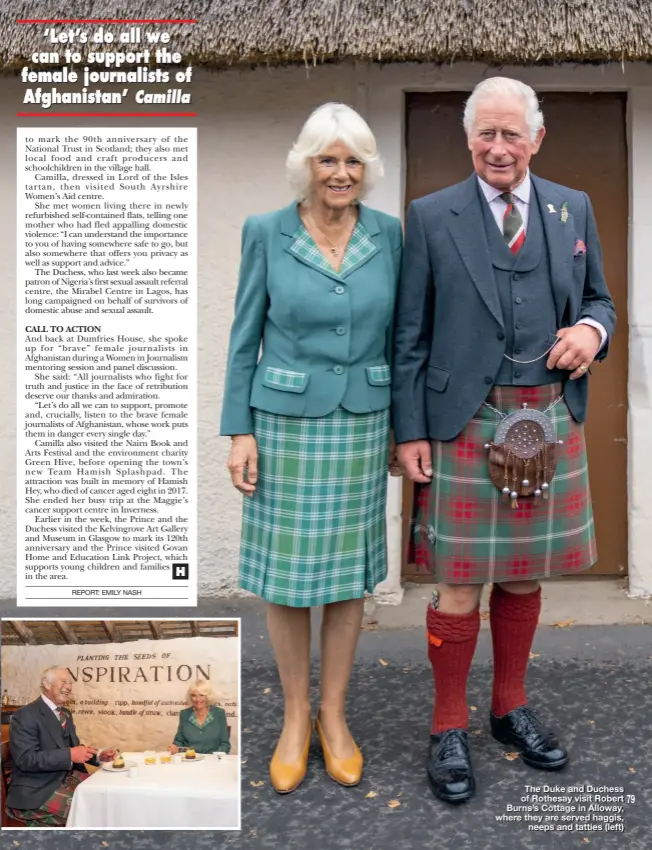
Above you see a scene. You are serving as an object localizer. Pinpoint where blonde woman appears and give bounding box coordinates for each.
[169,679,230,755]
[221,102,402,792]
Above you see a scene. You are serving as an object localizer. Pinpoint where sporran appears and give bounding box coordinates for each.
[484,400,564,509]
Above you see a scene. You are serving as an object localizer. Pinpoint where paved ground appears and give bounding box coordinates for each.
[0,596,650,850]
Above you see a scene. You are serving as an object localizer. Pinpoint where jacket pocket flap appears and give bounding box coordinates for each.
[366,365,391,386]
[262,367,309,393]
[426,365,450,392]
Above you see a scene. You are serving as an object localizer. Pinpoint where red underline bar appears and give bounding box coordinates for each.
[17,112,197,117]
[17,19,197,23]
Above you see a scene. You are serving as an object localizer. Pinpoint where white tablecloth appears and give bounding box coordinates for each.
[66,752,239,829]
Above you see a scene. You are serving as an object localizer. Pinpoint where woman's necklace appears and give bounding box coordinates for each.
[304,209,354,257]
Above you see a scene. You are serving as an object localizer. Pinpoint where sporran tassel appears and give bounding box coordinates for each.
[502,451,510,502]
[510,458,519,509]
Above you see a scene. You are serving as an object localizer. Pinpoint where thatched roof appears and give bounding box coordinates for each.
[2,1,652,69]
[1,620,238,645]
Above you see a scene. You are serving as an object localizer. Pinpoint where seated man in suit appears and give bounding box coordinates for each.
[5,666,116,827]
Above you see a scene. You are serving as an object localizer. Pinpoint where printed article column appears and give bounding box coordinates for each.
[17,128,197,605]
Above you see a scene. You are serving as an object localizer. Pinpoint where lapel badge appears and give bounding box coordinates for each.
[560,201,569,224]
[547,203,556,214]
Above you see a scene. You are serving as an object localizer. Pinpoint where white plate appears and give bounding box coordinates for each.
[181,754,205,762]
[101,762,129,772]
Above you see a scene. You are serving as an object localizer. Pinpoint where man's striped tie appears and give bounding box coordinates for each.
[501,192,525,254]
[56,707,67,728]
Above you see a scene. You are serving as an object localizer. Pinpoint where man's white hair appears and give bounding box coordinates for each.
[286,102,384,202]
[41,665,70,691]
[463,78,545,142]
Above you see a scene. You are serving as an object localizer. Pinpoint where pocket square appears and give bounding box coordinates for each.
[573,239,587,256]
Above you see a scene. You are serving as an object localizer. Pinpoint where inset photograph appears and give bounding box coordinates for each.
[0,618,240,830]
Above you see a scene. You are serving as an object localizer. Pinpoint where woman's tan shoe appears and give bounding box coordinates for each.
[269,722,312,793]
[315,714,363,786]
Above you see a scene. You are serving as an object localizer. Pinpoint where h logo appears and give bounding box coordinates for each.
[172,563,189,580]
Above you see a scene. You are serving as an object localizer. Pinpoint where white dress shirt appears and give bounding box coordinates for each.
[476,172,606,350]
[41,693,62,717]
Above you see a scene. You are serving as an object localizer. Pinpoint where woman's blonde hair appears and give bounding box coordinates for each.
[185,678,218,706]
[286,102,384,202]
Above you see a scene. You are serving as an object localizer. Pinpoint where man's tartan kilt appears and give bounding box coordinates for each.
[6,770,88,827]
[410,383,597,584]
[239,406,390,607]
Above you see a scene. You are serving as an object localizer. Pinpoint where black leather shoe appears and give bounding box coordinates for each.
[490,706,569,770]
[427,729,475,803]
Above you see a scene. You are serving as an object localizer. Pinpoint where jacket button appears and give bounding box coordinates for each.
[514,347,522,355]
[515,297,523,304]
[514,371,522,379]
[335,285,345,294]
[497,332,505,341]
[484,376,493,384]
[513,273,520,281]
[336,326,346,335]
[334,365,344,375]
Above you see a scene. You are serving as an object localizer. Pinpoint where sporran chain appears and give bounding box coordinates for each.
[502,336,559,364]
[484,394,564,420]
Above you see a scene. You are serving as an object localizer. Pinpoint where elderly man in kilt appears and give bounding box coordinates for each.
[392,77,615,804]
[6,667,116,826]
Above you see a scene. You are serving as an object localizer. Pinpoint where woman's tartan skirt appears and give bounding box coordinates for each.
[239,406,390,607]
[410,383,597,584]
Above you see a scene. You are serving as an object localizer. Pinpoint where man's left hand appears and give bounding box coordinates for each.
[98,748,116,762]
[546,325,601,380]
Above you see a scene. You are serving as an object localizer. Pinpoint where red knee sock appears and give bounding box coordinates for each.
[426,605,480,734]
[490,583,542,717]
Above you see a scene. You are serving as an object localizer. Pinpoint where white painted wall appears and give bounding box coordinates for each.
[3,60,651,599]
[627,88,652,598]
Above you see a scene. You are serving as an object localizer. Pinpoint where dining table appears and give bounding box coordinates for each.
[66,751,239,829]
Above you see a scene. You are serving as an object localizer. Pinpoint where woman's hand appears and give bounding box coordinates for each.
[388,431,403,477]
[168,744,179,754]
[227,434,259,496]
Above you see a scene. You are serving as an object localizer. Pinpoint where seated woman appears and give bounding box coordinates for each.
[169,680,231,755]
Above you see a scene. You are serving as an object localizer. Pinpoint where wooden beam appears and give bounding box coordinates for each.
[10,621,36,645]
[56,622,79,644]
[149,621,163,640]
[190,621,197,637]
[102,621,120,642]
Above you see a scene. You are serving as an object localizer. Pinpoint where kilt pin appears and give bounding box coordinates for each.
[392,170,616,803]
